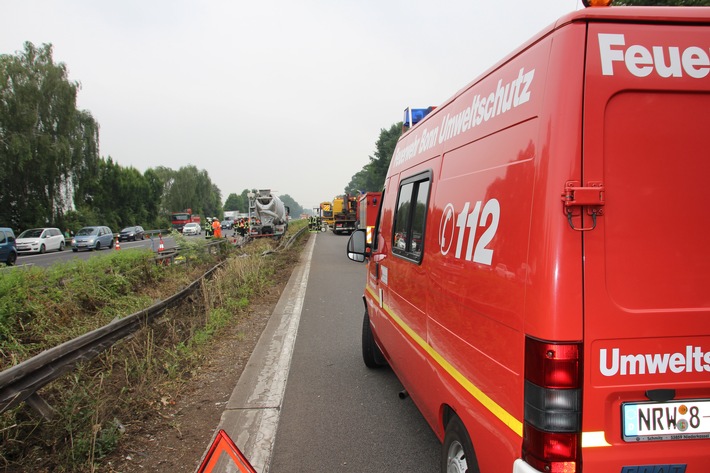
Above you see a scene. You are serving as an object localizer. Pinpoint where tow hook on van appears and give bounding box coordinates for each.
[398,389,409,400]
[561,181,605,231]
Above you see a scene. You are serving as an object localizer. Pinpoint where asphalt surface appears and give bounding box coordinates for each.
[212,231,440,472]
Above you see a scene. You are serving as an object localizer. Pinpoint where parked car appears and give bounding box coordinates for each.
[119,226,145,241]
[71,226,114,252]
[0,227,17,266]
[16,227,66,254]
[182,222,201,236]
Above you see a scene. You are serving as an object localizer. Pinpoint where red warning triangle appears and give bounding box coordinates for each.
[196,429,257,473]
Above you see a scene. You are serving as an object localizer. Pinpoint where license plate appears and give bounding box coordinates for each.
[622,400,710,442]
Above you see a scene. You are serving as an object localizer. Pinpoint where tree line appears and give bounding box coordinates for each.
[344,123,401,197]
[0,42,302,233]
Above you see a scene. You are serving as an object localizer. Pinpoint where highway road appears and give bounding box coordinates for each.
[11,233,184,268]
[268,231,439,472]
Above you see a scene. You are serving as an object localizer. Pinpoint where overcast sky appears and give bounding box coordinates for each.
[2,0,584,210]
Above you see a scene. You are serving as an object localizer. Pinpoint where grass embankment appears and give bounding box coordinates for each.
[0,221,307,472]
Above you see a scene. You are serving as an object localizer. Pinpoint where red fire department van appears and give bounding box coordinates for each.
[347,4,710,473]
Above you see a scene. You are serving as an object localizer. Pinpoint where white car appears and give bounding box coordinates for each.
[182,222,201,236]
[16,227,66,254]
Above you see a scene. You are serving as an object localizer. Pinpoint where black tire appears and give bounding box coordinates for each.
[59,241,65,251]
[39,244,45,254]
[441,415,479,473]
[94,242,100,251]
[72,248,78,252]
[362,310,387,368]
[6,252,17,266]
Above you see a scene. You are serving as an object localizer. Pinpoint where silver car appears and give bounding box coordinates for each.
[72,226,114,252]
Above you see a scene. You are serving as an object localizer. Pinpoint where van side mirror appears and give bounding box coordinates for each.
[347,229,367,263]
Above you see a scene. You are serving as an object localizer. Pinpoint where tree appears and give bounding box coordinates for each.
[615,0,710,4]
[0,42,100,230]
[224,193,242,212]
[279,194,303,217]
[345,123,402,195]
[155,164,222,219]
[68,156,164,231]
[224,189,251,213]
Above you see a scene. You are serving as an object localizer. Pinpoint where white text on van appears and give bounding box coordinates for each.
[598,33,710,78]
[600,346,710,376]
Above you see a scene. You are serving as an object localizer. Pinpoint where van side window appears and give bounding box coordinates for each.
[392,171,431,262]
[0,232,5,244]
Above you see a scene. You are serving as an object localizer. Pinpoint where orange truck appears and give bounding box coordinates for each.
[332,194,358,235]
[320,201,334,228]
[347,3,710,473]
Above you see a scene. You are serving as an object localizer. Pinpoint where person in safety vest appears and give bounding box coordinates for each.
[212,218,221,238]
[237,219,246,237]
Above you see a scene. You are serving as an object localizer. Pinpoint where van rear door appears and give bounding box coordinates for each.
[581,18,710,470]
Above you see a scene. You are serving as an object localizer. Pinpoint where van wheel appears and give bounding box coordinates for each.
[7,252,17,266]
[362,311,387,368]
[441,415,479,473]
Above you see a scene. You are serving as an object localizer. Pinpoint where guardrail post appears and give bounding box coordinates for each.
[26,393,55,420]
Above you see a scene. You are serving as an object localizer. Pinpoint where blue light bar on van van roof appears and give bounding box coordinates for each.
[403,106,436,128]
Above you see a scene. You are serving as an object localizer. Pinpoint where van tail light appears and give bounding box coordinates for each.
[522,337,582,473]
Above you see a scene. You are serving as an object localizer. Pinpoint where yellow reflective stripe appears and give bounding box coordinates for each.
[364,285,612,447]
[366,285,523,437]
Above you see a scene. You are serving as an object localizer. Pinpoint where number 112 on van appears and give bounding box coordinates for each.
[439,199,500,265]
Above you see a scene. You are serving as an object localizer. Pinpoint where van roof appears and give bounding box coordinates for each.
[402,6,710,140]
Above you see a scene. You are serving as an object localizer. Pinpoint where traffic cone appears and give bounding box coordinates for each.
[115,237,120,250]
[158,235,164,253]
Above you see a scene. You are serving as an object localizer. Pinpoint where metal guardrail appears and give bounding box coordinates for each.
[0,243,227,417]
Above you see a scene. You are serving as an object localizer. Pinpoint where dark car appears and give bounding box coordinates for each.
[0,227,17,266]
[119,226,145,241]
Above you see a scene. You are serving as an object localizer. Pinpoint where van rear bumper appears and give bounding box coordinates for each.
[513,459,540,473]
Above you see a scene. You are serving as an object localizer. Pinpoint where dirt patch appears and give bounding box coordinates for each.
[100,260,293,472]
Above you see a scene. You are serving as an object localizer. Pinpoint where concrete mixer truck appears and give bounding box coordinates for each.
[247,189,290,238]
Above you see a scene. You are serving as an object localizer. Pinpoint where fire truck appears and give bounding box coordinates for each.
[332,194,358,235]
[358,192,381,244]
[170,209,201,232]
